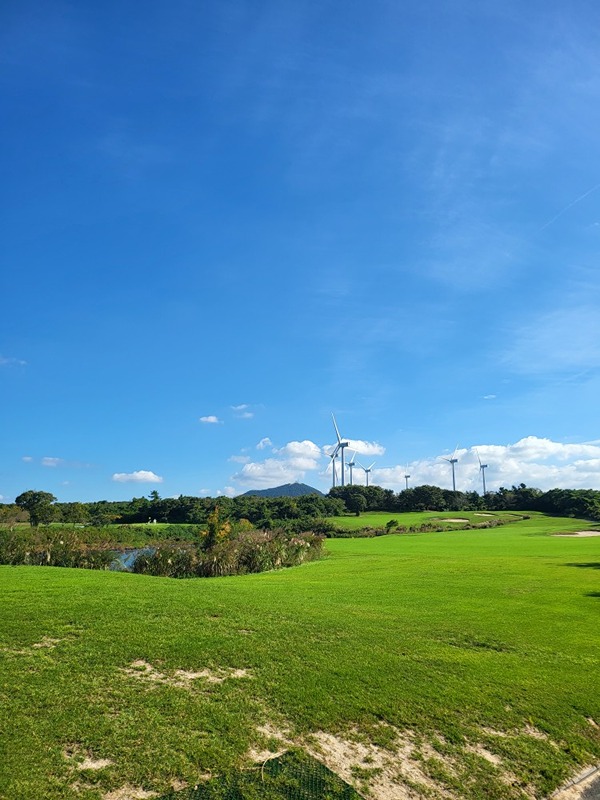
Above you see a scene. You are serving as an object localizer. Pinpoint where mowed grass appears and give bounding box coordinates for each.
[1,514,599,800]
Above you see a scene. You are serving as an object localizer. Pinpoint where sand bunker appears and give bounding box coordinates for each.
[553,531,600,537]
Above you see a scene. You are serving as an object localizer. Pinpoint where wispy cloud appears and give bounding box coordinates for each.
[41,457,64,468]
[229,455,250,464]
[256,437,273,450]
[0,355,26,367]
[112,470,163,484]
[231,404,254,419]
[503,305,600,375]
[199,415,221,424]
[22,456,33,463]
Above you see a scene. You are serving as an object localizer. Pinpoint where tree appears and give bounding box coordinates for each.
[347,493,367,516]
[15,490,57,527]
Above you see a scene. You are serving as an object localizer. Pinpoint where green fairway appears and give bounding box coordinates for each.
[329,509,523,529]
[1,514,599,799]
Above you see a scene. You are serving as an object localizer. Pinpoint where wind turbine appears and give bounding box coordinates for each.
[357,461,375,487]
[404,464,410,490]
[475,448,488,495]
[441,445,459,492]
[346,451,357,486]
[327,446,340,489]
[331,414,349,486]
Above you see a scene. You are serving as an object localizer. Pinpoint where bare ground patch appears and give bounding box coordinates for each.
[121,660,251,689]
[103,787,157,800]
[64,745,113,771]
[1,635,64,656]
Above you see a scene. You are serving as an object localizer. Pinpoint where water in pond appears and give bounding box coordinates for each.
[110,547,156,572]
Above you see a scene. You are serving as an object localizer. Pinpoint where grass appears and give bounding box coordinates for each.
[0,514,599,799]
[329,509,523,530]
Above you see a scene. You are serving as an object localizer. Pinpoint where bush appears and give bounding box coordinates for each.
[132,530,324,578]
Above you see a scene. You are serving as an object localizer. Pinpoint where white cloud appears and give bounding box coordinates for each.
[199,415,221,424]
[112,470,164,484]
[0,355,26,367]
[483,394,496,400]
[41,457,64,468]
[231,404,254,419]
[233,459,307,488]
[22,456,33,462]
[272,440,323,471]
[372,437,600,493]
[216,486,237,497]
[324,439,386,457]
[256,437,273,450]
[229,455,250,464]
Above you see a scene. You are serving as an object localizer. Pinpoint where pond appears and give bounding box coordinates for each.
[110,547,156,572]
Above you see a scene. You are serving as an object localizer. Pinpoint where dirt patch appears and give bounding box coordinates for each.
[466,743,501,766]
[64,746,113,771]
[554,531,600,537]
[2,635,63,656]
[121,660,251,689]
[103,787,157,800]
[32,636,62,649]
[78,757,113,770]
[480,727,508,738]
[306,727,454,799]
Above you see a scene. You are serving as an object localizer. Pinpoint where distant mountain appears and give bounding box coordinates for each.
[241,482,325,498]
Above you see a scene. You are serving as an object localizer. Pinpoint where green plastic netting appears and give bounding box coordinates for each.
[157,750,364,800]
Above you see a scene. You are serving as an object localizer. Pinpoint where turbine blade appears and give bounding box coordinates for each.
[475,447,482,467]
[331,413,342,444]
[368,462,375,470]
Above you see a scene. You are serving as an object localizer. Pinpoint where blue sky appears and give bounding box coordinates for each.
[2,0,600,501]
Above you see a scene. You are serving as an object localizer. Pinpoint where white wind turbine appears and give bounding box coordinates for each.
[357,460,375,487]
[475,448,488,495]
[404,464,410,490]
[327,446,340,489]
[346,451,358,486]
[441,445,459,492]
[331,414,349,486]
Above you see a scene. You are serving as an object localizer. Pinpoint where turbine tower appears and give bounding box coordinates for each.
[441,445,459,492]
[331,414,349,486]
[404,464,410,490]
[475,448,488,495]
[347,451,357,486]
[327,446,340,489]
[358,461,375,487]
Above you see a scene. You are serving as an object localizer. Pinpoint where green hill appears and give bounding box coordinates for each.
[241,482,324,498]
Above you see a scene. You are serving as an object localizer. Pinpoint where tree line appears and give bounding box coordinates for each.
[4,484,600,528]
